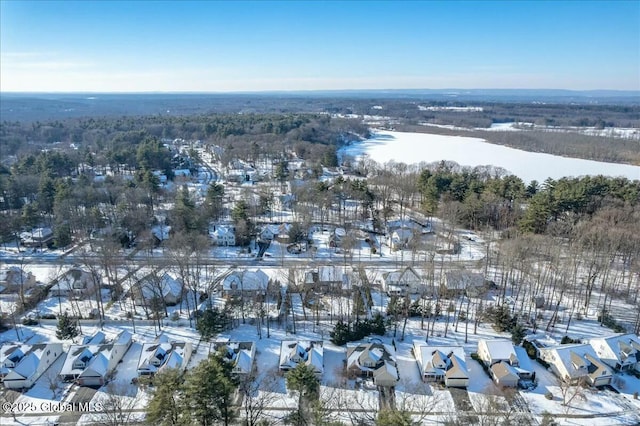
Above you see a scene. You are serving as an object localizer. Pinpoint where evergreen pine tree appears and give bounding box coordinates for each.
[55,311,79,340]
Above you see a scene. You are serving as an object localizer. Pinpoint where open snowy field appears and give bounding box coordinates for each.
[340,130,640,183]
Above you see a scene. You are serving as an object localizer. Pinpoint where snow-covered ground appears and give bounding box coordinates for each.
[340,130,640,183]
[2,312,640,425]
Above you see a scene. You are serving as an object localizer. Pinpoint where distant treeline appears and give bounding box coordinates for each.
[0,113,369,159]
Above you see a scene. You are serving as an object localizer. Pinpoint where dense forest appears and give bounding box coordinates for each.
[3,94,638,166]
[0,106,638,254]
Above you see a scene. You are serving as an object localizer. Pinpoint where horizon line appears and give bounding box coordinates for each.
[2,88,640,96]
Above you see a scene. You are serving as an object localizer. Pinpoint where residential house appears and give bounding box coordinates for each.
[0,344,30,380]
[382,267,424,296]
[59,331,132,386]
[275,223,292,243]
[477,339,534,386]
[304,266,346,293]
[279,340,323,376]
[258,225,276,242]
[329,228,346,248]
[210,225,236,246]
[413,342,469,388]
[49,267,96,299]
[2,343,63,390]
[389,228,413,251]
[20,227,54,248]
[150,224,171,245]
[490,362,520,388]
[214,341,256,375]
[137,339,193,377]
[222,269,269,299]
[0,266,37,294]
[275,193,295,211]
[135,273,183,306]
[589,334,640,372]
[539,344,613,387]
[81,331,106,345]
[173,169,192,178]
[346,342,399,387]
[443,271,486,297]
[387,219,424,234]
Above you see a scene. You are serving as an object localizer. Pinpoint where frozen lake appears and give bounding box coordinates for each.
[340,130,640,183]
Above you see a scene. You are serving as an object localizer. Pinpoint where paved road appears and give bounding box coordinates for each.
[57,386,97,425]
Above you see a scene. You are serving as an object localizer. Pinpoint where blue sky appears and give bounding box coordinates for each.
[1,1,638,92]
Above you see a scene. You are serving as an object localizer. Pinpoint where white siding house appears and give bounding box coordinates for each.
[413,342,469,388]
[3,343,63,390]
[589,334,640,372]
[539,344,613,387]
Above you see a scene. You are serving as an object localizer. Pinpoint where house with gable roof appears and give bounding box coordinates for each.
[0,344,30,380]
[59,330,132,387]
[477,339,534,386]
[382,267,424,296]
[346,342,399,387]
[210,224,236,246]
[49,266,96,299]
[539,344,612,387]
[137,336,192,377]
[443,271,486,297]
[2,343,63,390]
[222,269,269,299]
[413,342,469,387]
[214,341,256,375]
[279,340,323,376]
[589,333,640,372]
[0,266,37,294]
[304,266,346,293]
[135,272,183,306]
[20,227,54,248]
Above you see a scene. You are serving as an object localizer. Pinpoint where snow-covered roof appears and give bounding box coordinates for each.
[0,267,34,287]
[445,271,485,290]
[51,267,95,292]
[589,333,640,368]
[161,351,184,371]
[82,331,106,345]
[346,342,397,373]
[391,229,413,241]
[387,219,422,231]
[413,343,466,377]
[81,352,109,378]
[223,269,268,292]
[21,227,53,241]
[137,341,191,375]
[1,345,26,377]
[151,224,171,241]
[479,339,518,364]
[3,343,61,381]
[215,341,255,375]
[114,330,133,346]
[383,267,422,286]
[374,360,398,380]
[318,266,344,283]
[12,352,38,379]
[211,226,234,238]
[491,361,519,381]
[61,331,131,380]
[540,344,612,381]
[173,169,192,176]
[279,340,323,373]
[140,273,182,300]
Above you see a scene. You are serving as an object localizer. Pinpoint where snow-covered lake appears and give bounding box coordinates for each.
[341,130,640,183]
